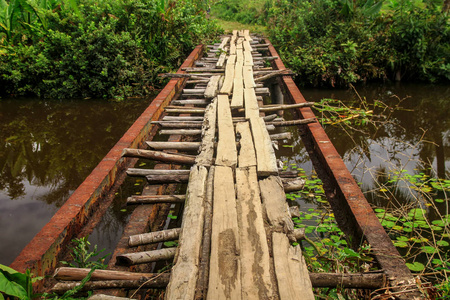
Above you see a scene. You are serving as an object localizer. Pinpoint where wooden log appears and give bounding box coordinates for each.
[259,102,314,112]
[129,228,181,247]
[122,149,196,165]
[164,108,205,114]
[162,116,204,121]
[153,121,202,129]
[255,87,270,96]
[52,276,170,294]
[216,53,226,69]
[171,99,209,105]
[127,195,185,205]
[272,232,314,300]
[236,167,275,299]
[146,174,189,184]
[88,295,130,300]
[183,68,225,73]
[270,132,292,141]
[259,176,293,233]
[235,122,257,168]
[254,70,294,83]
[194,166,215,300]
[196,97,218,167]
[126,168,190,177]
[266,118,316,127]
[53,267,162,281]
[309,272,386,289]
[215,94,237,167]
[253,56,279,61]
[208,166,241,300]
[219,62,235,95]
[204,75,221,99]
[249,117,279,176]
[166,105,206,110]
[186,79,210,84]
[146,141,201,151]
[282,177,306,192]
[159,129,202,136]
[244,88,260,120]
[183,88,207,94]
[287,228,306,242]
[289,206,301,218]
[166,165,208,299]
[116,247,176,266]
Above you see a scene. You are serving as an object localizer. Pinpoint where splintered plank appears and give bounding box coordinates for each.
[243,40,253,52]
[244,88,260,120]
[228,54,237,65]
[259,176,293,232]
[235,122,256,168]
[215,94,237,167]
[236,37,244,49]
[243,29,252,42]
[165,165,208,299]
[208,166,241,300]
[236,48,244,64]
[220,63,235,95]
[243,66,255,88]
[236,167,275,299]
[272,232,314,300]
[244,51,254,66]
[218,36,230,51]
[249,117,279,176]
[216,53,226,69]
[204,75,221,99]
[229,37,237,55]
[196,98,218,167]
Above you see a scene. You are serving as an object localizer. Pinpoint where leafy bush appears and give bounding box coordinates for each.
[0,0,222,99]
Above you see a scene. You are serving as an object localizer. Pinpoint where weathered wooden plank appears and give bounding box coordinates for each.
[162,116,204,121]
[171,99,209,105]
[243,66,255,89]
[204,75,221,99]
[165,108,205,114]
[116,248,176,266]
[216,53,227,69]
[236,37,244,49]
[166,165,208,299]
[208,166,241,300]
[236,167,275,299]
[230,76,244,109]
[272,232,314,300]
[235,122,257,168]
[219,63,235,95]
[215,94,237,167]
[243,39,253,52]
[244,50,254,66]
[259,176,293,233]
[196,97,218,167]
[218,36,230,51]
[244,88,260,120]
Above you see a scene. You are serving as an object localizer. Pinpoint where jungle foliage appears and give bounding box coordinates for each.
[213,0,450,87]
[0,0,222,99]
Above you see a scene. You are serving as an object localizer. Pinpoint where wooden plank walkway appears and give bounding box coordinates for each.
[48,30,419,299]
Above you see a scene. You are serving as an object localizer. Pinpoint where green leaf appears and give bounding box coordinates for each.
[396,236,409,242]
[406,262,425,272]
[0,272,28,299]
[420,246,437,254]
[393,241,408,248]
[436,240,449,247]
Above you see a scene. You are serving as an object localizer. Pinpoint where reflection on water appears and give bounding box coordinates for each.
[0,98,149,265]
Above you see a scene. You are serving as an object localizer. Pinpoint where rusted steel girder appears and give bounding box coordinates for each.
[10,45,204,291]
[265,40,422,298]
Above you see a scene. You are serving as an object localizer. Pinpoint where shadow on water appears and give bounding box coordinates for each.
[0,97,150,265]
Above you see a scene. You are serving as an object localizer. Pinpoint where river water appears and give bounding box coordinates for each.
[0,83,448,266]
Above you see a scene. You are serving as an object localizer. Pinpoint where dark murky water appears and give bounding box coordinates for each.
[0,98,150,265]
[1,83,449,267]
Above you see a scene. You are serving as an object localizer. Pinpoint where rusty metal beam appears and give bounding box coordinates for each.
[265,39,420,296]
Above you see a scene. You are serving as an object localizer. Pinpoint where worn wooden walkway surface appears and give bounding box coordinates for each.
[48,30,419,299]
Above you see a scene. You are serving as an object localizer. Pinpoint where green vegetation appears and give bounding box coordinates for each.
[0,0,222,99]
[212,0,450,87]
[0,264,42,299]
[61,236,109,269]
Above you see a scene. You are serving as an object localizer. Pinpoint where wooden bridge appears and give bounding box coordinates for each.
[11,31,422,299]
